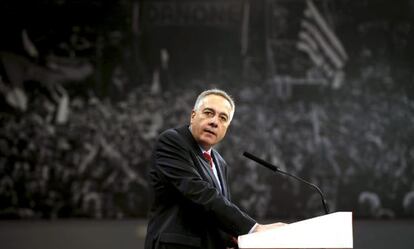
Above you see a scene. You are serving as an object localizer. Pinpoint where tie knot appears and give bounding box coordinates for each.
[203,152,213,168]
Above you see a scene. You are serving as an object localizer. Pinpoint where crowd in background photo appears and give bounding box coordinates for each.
[1,73,413,219]
[1,0,413,221]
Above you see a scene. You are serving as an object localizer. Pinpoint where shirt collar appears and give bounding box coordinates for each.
[200,147,212,155]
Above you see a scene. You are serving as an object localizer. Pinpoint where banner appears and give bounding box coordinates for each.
[297,0,348,88]
[142,1,242,27]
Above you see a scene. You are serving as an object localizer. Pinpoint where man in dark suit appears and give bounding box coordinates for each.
[145,89,284,249]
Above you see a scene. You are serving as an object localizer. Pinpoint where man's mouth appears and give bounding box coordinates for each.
[204,129,216,136]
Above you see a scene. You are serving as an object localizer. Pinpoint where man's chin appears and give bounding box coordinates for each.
[199,138,216,149]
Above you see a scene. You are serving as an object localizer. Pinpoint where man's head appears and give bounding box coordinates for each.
[190,89,235,150]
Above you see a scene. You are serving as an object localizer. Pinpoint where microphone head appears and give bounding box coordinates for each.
[243,151,279,172]
[242,151,252,158]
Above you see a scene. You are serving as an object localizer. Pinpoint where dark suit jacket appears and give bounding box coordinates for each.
[145,126,256,249]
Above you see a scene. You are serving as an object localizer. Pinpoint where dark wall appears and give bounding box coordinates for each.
[1,220,414,249]
[0,0,413,219]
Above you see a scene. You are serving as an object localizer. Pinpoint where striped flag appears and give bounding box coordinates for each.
[297,0,348,88]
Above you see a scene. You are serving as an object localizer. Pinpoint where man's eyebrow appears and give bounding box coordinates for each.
[203,107,229,117]
[203,107,215,112]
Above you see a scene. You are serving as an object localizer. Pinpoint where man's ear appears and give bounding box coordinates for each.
[190,110,196,123]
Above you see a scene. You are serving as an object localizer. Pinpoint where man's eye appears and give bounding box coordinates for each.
[220,116,228,122]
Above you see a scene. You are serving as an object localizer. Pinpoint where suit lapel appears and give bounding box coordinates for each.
[211,151,228,197]
[176,126,223,192]
[201,154,222,191]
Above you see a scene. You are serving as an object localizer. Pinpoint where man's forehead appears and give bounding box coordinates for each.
[201,95,232,112]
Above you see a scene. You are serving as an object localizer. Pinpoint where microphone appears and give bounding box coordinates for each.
[243,151,329,214]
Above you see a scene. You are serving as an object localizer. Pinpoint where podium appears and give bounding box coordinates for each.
[238,212,353,248]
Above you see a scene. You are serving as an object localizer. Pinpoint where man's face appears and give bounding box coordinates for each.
[190,94,233,150]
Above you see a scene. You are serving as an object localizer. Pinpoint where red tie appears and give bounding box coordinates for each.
[203,152,213,169]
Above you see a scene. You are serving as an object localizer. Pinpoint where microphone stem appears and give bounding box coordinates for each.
[276,170,329,214]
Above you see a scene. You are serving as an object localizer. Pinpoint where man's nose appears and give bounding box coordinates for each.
[208,115,218,127]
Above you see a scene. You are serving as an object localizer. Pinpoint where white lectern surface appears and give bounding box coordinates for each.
[238,211,353,248]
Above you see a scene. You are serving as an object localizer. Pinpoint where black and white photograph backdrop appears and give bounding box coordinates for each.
[0,0,414,248]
